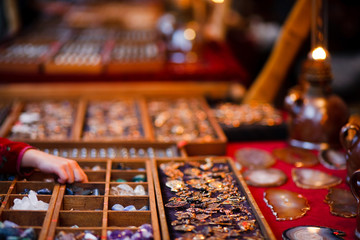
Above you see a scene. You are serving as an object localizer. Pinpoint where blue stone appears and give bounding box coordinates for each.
[124,205,136,211]
[139,206,149,211]
[20,228,36,240]
[116,178,127,183]
[7,175,15,181]
[65,188,74,195]
[111,204,124,211]
[79,189,92,195]
[36,188,52,195]
[0,227,21,238]
[20,188,30,194]
[92,189,100,196]
[132,174,146,182]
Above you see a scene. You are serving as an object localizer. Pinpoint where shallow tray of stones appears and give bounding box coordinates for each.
[146,97,227,156]
[81,98,149,141]
[0,181,60,239]
[152,157,275,240]
[45,158,160,239]
[3,99,79,142]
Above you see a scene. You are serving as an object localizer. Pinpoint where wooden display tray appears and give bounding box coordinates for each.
[152,157,276,240]
[43,41,111,75]
[145,96,227,156]
[106,39,165,74]
[0,41,61,74]
[0,181,60,239]
[0,94,227,156]
[0,158,160,240]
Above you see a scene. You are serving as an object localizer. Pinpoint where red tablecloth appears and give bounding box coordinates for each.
[227,141,357,240]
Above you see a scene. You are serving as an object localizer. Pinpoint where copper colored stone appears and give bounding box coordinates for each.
[292,168,342,189]
[325,188,357,218]
[235,148,275,169]
[264,189,310,220]
[243,168,287,187]
[272,147,319,167]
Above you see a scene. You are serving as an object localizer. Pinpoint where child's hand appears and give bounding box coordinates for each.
[21,149,88,184]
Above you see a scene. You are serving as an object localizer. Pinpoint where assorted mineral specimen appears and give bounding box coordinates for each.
[273,147,319,167]
[243,168,287,187]
[110,184,146,196]
[318,149,346,170]
[236,147,275,169]
[107,224,153,240]
[264,189,310,220]
[325,188,357,218]
[292,168,342,189]
[11,190,49,210]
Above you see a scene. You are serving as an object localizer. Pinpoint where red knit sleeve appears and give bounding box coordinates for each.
[0,137,35,177]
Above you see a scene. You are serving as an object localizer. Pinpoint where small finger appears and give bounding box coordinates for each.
[70,161,88,183]
[65,162,75,183]
[56,167,69,184]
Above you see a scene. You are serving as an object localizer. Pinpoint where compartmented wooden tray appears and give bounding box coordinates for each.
[43,40,110,75]
[152,157,276,240]
[0,179,60,239]
[0,40,59,74]
[0,95,227,156]
[0,158,160,240]
[46,158,160,239]
[106,39,165,74]
[145,97,227,156]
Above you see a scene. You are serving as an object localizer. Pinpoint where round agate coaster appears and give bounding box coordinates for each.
[319,149,346,170]
[264,189,310,221]
[283,226,345,240]
[243,168,287,187]
[235,148,275,169]
[292,168,342,189]
[272,147,318,167]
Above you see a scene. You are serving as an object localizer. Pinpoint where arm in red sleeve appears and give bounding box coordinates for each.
[0,137,35,177]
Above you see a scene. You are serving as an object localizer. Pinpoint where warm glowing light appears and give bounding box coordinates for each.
[184,28,196,41]
[212,0,224,3]
[311,47,327,60]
